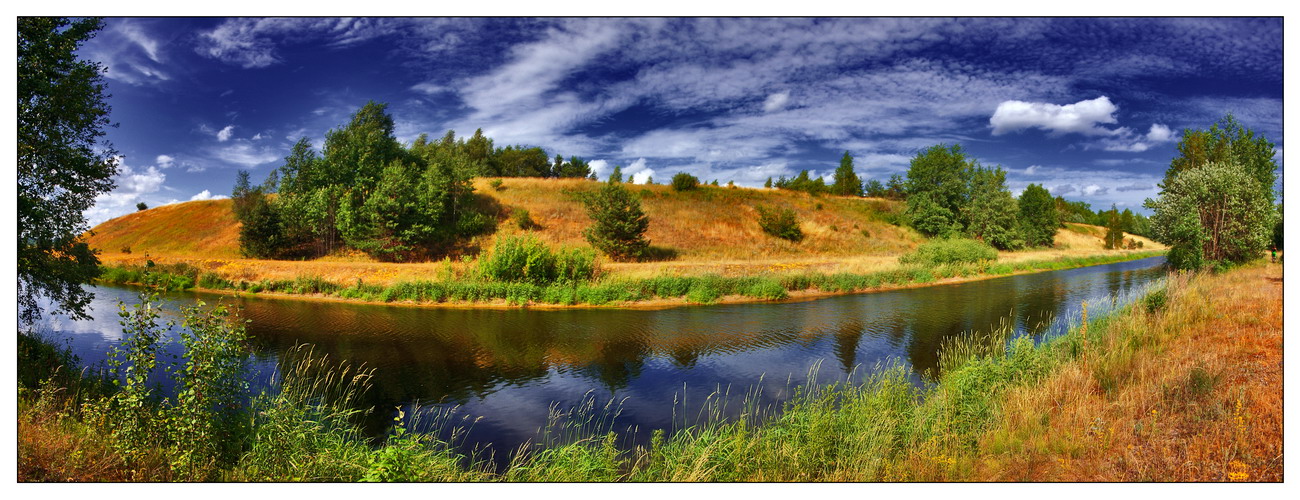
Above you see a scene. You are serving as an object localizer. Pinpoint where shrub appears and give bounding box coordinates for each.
[899,238,998,266]
[478,235,596,285]
[582,183,651,262]
[671,172,700,192]
[755,205,803,242]
[512,208,537,230]
[489,178,504,191]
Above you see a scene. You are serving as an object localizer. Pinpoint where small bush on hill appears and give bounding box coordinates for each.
[756,205,803,242]
[899,238,998,266]
[582,183,651,262]
[671,172,700,192]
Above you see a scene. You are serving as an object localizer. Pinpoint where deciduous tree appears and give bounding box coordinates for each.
[18,17,119,326]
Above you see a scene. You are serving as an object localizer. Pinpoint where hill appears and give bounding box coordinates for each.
[85,178,1163,285]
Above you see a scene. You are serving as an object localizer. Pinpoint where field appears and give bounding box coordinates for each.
[84,178,1163,289]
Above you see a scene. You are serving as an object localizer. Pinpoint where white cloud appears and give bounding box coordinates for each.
[80,19,171,86]
[189,190,229,202]
[587,159,609,178]
[763,91,790,112]
[990,96,1119,136]
[156,154,175,169]
[210,141,282,168]
[83,157,169,226]
[1082,184,1108,196]
[217,125,235,142]
[1145,123,1173,142]
[624,158,656,184]
[1025,165,1041,175]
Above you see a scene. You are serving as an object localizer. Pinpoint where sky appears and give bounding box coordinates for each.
[77,17,1284,225]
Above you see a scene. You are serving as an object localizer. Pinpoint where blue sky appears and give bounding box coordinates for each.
[78,17,1283,225]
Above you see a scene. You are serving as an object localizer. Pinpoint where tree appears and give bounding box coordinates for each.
[1167,114,1277,201]
[582,183,650,261]
[1103,204,1125,250]
[1018,183,1058,247]
[764,177,773,189]
[608,165,624,184]
[1146,162,1275,269]
[905,145,972,237]
[237,190,286,258]
[885,174,907,200]
[136,202,148,211]
[863,179,887,198]
[830,151,863,196]
[962,166,1022,250]
[18,17,119,326]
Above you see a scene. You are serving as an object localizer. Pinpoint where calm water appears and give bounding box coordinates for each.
[36,256,1166,464]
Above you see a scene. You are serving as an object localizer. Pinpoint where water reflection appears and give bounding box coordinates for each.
[36,257,1166,461]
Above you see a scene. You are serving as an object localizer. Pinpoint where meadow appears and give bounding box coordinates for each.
[85,178,1164,308]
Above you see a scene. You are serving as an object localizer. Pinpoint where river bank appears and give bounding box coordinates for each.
[19,260,1281,481]
[94,249,1165,310]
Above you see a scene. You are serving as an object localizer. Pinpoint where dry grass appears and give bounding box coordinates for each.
[954,262,1282,482]
[85,180,1162,286]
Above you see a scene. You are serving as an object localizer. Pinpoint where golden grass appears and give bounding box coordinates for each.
[954,262,1282,481]
[85,179,1162,286]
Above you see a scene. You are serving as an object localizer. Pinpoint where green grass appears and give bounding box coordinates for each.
[95,250,1165,308]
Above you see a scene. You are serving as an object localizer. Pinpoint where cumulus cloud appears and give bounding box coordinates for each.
[217,125,235,142]
[83,157,169,226]
[189,190,229,201]
[587,159,609,178]
[1096,123,1178,152]
[624,158,657,184]
[990,96,1119,136]
[762,91,790,112]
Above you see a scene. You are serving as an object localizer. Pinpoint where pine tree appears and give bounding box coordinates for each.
[582,183,650,261]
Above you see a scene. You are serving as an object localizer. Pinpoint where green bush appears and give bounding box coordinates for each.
[478,235,597,285]
[899,238,998,266]
[582,183,651,262]
[671,172,700,192]
[756,205,803,242]
[512,208,537,230]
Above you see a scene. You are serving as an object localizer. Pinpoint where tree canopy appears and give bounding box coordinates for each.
[830,151,863,196]
[18,17,118,326]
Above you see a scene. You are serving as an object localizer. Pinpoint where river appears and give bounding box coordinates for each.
[34,256,1166,465]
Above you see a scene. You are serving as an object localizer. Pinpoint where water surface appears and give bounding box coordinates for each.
[36,257,1166,462]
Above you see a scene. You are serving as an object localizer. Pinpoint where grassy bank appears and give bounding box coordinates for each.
[21,260,1279,482]
[93,250,1166,308]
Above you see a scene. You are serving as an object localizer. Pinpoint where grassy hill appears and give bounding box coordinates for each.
[85,177,1163,285]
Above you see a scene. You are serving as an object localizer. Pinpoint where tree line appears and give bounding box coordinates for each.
[232,102,595,262]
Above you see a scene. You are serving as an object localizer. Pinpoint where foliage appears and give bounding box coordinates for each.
[18,17,118,327]
[101,294,170,466]
[608,165,624,184]
[1146,161,1275,269]
[512,208,537,230]
[257,103,487,261]
[899,238,998,266]
[237,190,287,259]
[755,205,803,242]
[1103,205,1125,250]
[582,183,651,261]
[1018,184,1058,247]
[962,167,1023,250]
[1166,114,1277,203]
[170,302,251,478]
[905,145,970,234]
[773,170,828,195]
[906,191,959,238]
[477,235,597,285]
[136,202,148,211]
[830,151,863,196]
[671,172,700,191]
